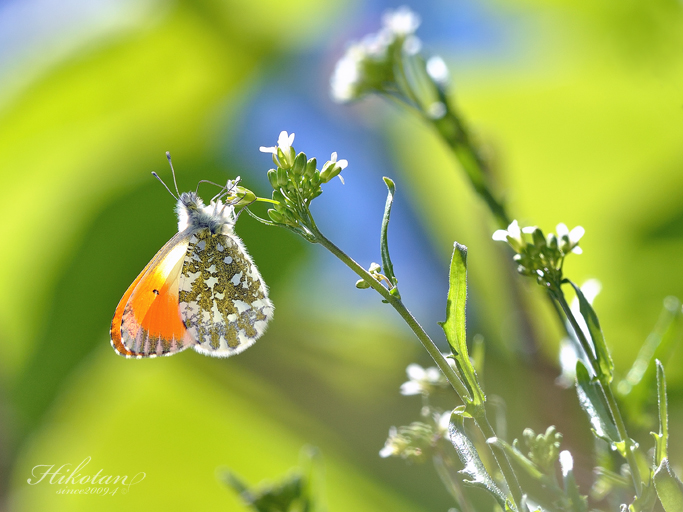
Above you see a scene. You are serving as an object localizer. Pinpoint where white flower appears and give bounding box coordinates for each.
[559,450,574,477]
[492,220,526,252]
[330,45,365,103]
[426,56,449,86]
[382,6,421,37]
[556,223,585,254]
[400,363,447,396]
[379,426,401,458]
[259,131,295,155]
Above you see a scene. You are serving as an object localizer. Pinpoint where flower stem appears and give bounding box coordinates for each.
[554,290,642,497]
[308,224,524,510]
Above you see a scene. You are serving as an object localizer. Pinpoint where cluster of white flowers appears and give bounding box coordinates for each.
[330,6,421,103]
[399,363,449,396]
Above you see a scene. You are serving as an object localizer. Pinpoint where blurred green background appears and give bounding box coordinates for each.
[1,0,682,510]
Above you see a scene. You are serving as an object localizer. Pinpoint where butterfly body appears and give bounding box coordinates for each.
[111,190,274,359]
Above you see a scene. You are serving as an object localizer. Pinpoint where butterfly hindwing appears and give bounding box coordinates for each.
[178,228,274,357]
[111,231,195,358]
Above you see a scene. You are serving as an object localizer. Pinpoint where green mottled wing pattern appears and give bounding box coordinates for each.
[178,228,274,357]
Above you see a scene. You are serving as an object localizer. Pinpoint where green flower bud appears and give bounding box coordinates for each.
[304,157,317,178]
[267,169,279,189]
[292,152,306,176]
[355,279,371,289]
[559,234,571,255]
[532,228,546,248]
[320,163,342,183]
[276,167,288,188]
[267,209,284,223]
[277,146,295,169]
[232,186,256,206]
[547,233,558,251]
[310,171,321,187]
[272,190,286,209]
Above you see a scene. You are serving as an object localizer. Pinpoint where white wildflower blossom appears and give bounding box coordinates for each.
[400,363,448,396]
[259,130,295,155]
[330,45,366,103]
[559,450,574,477]
[556,223,585,254]
[379,426,402,458]
[492,220,526,252]
[382,6,421,37]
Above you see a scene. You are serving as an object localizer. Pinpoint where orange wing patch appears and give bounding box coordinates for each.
[110,233,195,358]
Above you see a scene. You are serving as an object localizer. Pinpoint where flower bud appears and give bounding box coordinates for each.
[310,171,321,187]
[547,233,558,251]
[355,279,371,289]
[277,145,295,169]
[267,209,284,223]
[320,163,342,183]
[304,157,317,178]
[292,152,306,176]
[231,186,256,206]
[276,167,288,188]
[267,169,279,189]
[559,235,571,255]
[532,228,546,248]
[272,190,286,209]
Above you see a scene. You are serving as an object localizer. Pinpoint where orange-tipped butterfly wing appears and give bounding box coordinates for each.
[111,230,195,358]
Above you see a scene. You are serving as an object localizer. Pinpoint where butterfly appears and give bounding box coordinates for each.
[110,153,274,359]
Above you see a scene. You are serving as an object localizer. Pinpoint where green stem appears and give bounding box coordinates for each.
[554,290,642,497]
[308,225,524,510]
[430,108,510,230]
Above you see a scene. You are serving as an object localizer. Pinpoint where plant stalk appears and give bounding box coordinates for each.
[554,291,642,497]
[309,224,525,510]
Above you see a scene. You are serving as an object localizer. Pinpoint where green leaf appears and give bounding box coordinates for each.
[653,360,669,465]
[575,361,620,446]
[440,242,485,407]
[569,281,614,382]
[448,412,508,508]
[654,459,683,512]
[380,177,399,294]
[628,481,657,512]
[221,447,326,512]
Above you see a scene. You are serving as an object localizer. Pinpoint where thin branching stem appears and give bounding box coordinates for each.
[554,290,642,497]
[308,224,525,510]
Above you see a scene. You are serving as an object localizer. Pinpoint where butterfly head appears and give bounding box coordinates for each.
[176,191,236,233]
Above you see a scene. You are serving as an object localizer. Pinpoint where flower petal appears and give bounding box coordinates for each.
[569,225,585,243]
[556,223,569,238]
[507,220,521,239]
[406,363,425,380]
[492,229,508,241]
[259,146,277,154]
[400,381,422,396]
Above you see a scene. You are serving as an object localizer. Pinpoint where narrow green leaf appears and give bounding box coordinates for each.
[440,242,485,407]
[569,281,614,382]
[575,361,620,445]
[380,177,398,292]
[654,360,669,465]
[654,459,683,512]
[448,413,508,508]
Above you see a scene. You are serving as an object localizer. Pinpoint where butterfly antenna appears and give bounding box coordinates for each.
[196,179,227,198]
[151,171,179,200]
[166,151,181,197]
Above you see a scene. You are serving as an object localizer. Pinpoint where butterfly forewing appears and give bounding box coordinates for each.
[111,231,195,358]
[178,228,274,357]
